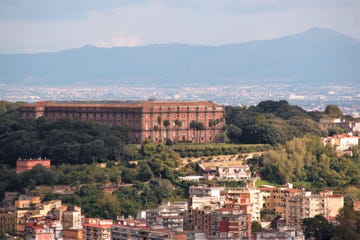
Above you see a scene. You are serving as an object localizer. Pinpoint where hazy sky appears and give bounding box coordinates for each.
[0,0,359,54]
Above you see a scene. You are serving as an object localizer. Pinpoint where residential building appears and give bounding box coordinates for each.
[63,229,83,240]
[319,190,344,221]
[253,226,304,240]
[285,191,317,229]
[216,165,251,180]
[319,117,360,134]
[63,206,82,229]
[24,216,61,240]
[63,205,83,240]
[143,202,187,232]
[323,133,359,151]
[25,223,55,240]
[318,118,342,130]
[20,100,224,144]
[260,186,301,218]
[189,186,224,198]
[206,207,251,239]
[285,190,343,229]
[0,194,83,239]
[82,218,112,240]
[111,220,198,240]
[225,188,262,222]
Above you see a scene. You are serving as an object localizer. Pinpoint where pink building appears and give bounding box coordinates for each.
[25,223,54,240]
[20,100,224,144]
[82,218,113,240]
[16,158,51,174]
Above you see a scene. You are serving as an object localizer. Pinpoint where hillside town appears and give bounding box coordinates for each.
[0,169,346,240]
[0,99,359,240]
[0,127,358,240]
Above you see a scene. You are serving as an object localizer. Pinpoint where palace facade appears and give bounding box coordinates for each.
[20,100,224,144]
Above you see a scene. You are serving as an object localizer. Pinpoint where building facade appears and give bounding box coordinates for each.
[216,165,251,181]
[323,133,359,151]
[20,100,224,144]
[285,190,343,229]
[82,219,113,240]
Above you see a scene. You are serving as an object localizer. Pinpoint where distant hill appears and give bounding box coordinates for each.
[0,27,359,87]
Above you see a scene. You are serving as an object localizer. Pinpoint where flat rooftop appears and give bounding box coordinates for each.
[23,99,221,108]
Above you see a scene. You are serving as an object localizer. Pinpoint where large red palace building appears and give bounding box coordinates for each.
[20,100,224,144]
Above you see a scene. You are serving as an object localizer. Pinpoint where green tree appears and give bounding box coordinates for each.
[138,162,153,182]
[190,121,197,143]
[121,168,137,183]
[163,120,170,141]
[174,119,182,142]
[97,192,121,220]
[190,121,205,143]
[153,125,159,141]
[251,221,262,233]
[333,203,360,240]
[227,124,242,143]
[140,139,157,157]
[157,116,162,142]
[324,105,343,118]
[302,215,334,240]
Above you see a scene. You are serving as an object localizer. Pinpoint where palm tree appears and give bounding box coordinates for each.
[174,119,182,142]
[190,120,197,143]
[153,125,159,142]
[190,121,205,143]
[157,116,162,142]
[209,119,215,142]
[196,122,205,143]
[163,119,170,141]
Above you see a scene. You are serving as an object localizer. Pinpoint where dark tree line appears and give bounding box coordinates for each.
[302,201,360,240]
[225,100,323,145]
[0,106,135,166]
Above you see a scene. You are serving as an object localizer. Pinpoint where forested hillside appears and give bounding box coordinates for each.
[225,100,323,145]
[248,135,360,190]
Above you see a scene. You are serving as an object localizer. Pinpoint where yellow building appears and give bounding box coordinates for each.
[14,196,41,209]
[260,187,301,217]
[63,228,83,240]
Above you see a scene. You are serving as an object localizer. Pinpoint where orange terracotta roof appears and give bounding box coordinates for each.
[259,187,301,193]
[112,224,150,230]
[83,224,113,228]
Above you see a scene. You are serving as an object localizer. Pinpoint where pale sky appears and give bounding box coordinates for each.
[0,0,359,54]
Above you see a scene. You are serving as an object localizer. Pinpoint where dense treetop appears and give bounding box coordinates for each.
[225,100,323,145]
[0,103,135,166]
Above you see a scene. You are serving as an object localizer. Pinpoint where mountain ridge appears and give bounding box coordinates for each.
[0,27,358,87]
